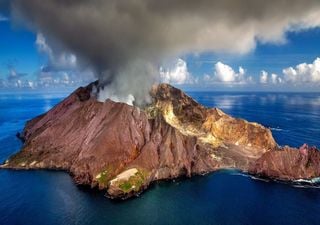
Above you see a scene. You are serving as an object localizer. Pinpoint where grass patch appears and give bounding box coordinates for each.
[117,169,149,193]
[96,165,113,186]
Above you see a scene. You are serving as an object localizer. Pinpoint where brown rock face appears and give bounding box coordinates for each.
[1,82,319,198]
[249,144,320,181]
[148,84,277,170]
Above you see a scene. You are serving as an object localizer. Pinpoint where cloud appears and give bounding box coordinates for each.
[283,57,320,84]
[1,66,34,88]
[34,33,95,87]
[260,71,282,85]
[271,73,282,84]
[213,62,247,83]
[36,33,77,71]
[36,65,94,87]
[159,57,320,88]
[12,0,320,102]
[35,33,52,56]
[260,71,268,84]
[160,59,192,85]
[259,58,320,86]
[200,62,253,86]
[0,14,8,22]
[7,68,27,81]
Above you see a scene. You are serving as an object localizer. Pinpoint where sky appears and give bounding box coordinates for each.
[1,1,320,92]
[0,16,43,77]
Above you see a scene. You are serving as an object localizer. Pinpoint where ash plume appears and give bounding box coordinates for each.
[12,0,320,105]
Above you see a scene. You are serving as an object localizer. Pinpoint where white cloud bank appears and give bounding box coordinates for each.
[202,62,252,85]
[213,62,246,83]
[283,58,320,84]
[160,60,250,86]
[259,71,282,84]
[258,57,320,87]
[160,57,320,89]
[201,57,320,88]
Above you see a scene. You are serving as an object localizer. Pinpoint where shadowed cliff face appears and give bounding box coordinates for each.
[1,82,319,199]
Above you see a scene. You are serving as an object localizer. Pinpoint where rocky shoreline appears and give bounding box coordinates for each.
[1,82,320,199]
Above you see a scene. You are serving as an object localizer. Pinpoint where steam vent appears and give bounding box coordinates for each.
[2,82,320,199]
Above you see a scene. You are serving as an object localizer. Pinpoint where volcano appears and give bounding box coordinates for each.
[1,82,320,199]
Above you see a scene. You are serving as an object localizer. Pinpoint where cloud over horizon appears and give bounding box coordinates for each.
[11,0,320,100]
[213,62,247,84]
[161,57,320,90]
[283,57,320,85]
[259,71,282,85]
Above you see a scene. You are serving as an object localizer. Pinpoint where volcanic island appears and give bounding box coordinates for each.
[1,82,320,199]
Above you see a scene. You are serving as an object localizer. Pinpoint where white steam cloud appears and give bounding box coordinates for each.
[12,0,320,103]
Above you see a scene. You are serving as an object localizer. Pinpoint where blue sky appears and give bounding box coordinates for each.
[0,18,45,78]
[1,2,320,91]
[187,28,320,77]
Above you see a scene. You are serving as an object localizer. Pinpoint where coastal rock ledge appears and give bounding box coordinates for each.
[1,82,320,199]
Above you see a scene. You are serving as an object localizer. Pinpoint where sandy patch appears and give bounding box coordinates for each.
[110,168,138,185]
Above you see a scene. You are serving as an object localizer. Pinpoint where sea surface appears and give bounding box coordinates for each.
[0,91,320,225]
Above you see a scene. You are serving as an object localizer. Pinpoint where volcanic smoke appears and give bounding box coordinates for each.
[12,0,320,105]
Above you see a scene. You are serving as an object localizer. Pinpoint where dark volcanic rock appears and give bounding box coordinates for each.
[1,82,319,198]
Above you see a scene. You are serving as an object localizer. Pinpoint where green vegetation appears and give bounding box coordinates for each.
[96,165,113,187]
[117,169,148,193]
[119,181,133,192]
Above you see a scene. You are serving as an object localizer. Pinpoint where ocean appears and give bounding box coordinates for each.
[0,91,320,225]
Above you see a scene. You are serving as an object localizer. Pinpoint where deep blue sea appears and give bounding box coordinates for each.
[0,91,320,225]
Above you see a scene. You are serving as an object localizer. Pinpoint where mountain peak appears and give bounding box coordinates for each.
[2,82,320,199]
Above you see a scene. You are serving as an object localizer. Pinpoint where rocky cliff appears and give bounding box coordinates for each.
[1,82,319,198]
[249,144,320,181]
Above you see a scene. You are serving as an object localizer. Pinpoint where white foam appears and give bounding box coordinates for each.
[294,177,320,184]
[270,127,283,131]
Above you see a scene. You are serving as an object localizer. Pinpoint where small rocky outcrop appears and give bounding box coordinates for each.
[1,82,319,199]
[249,144,320,181]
